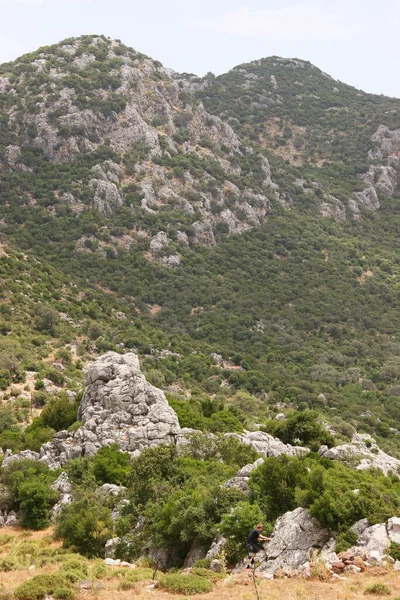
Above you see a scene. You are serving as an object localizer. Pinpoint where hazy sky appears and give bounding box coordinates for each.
[1,0,400,97]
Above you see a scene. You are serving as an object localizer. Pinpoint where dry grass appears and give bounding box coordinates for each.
[0,529,399,600]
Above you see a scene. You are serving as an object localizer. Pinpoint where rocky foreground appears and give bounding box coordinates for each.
[1,351,400,579]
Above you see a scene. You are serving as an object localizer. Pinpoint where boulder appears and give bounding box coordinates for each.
[225,431,309,458]
[257,508,329,575]
[387,517,400,543]
[206,535,227,560]
[319,433,400,476]
[105,537,121,559]
[37,352,181,468]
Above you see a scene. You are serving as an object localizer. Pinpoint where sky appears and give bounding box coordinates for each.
[1,0,400,97]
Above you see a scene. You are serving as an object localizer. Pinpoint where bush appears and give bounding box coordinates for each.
[364,583,391,595]
[18,479,53,530]
[92,444,132,485]
[335,528,358,553]
[53,588,75,600]
[14,574,69,600]
[386,541,400,561]
[55,496,113,557]
[220,501,270,563]
[40,395,78,431]
[158,574,212,595]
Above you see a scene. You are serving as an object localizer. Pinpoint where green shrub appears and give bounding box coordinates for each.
[53,588,75,600]
[219,501,270,563]
[0,557,17,571]
[193,558,211,569]
[191,567,224,582]
[14,574,69,600]
[158,574,212,595]
[335,528,358,553]
[90,559,108,579]
[364,583,391,595]
[18,479,53,530]
[55,496,113,557]
[386,541,400,561]
[92,444,132,485]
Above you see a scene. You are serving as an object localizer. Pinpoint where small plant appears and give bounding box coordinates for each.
[364,583,391,595]
[14,573,71,600]
[53,588,75,600]
[386,541,400,561]
[159,574,212,595]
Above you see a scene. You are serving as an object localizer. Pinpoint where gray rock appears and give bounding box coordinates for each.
[51,472,72,495]
[226,431,309,458]
[356,523,389,555]
[96,484,127,498]
[258,508,329,575]
[210,559,223,572]
[89,178,123,217]
[2,450,40,469]
[206,535,227,560]
[183,544,208,568]
[351,518,370,536]
[394,560,400,571]
[105,537,121,559]
[5,511,19,527]
[387,517,400,543]
[319,433,400,476]
[38,352,181,467]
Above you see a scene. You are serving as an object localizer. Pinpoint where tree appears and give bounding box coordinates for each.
[55,496,113,557]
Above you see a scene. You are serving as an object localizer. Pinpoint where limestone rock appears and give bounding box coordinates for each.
[105,537,121,559]
[257,508,329,575]
[206,535,227,560]
[319,433,400,476]
[387,517,400,543]
[226,431,309,458]
[38,352,181,467]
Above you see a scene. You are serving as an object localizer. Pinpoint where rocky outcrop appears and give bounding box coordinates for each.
[226,431,309,458]
[37,352,180,468]
[351,125,400,217]
[319,433,400,476]
[257,508,329,575]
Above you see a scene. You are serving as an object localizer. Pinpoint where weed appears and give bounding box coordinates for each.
[364,583,391,595]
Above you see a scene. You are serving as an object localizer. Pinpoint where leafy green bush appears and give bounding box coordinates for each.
[364,583,391,595]
[386,541,400,561]
[53,588,75,600]
[40,395,78,431]
[14,574,69,600]
[158,574,212,595]
[220,501,270,562]
[18,479,53,530]
[335,529,358,553]
[55,496,113,557]
[92,444,132,485]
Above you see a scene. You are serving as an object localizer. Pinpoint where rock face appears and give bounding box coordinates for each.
[38,352,181,468]
[257,508,329,575]
[319,433,400,476]
[351,125,400,217]
[226,431,309,458]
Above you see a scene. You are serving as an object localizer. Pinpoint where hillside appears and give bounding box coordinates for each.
[1,34,400,462]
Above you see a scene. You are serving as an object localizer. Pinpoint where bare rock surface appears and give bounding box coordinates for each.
[319,433,400,475]
[226,431,309,458]
[37,352,181,468]
[257,508,329,575]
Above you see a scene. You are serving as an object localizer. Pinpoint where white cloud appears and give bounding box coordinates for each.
[193,3,363,42]
[0,0,91,5]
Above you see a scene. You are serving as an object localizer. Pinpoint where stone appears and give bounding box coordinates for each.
[206,535,227,560]
[387,517,400,543]
[210,559,223,573]
[351,518,370,536]
[356,523,390,556]
[226,431,309,459]
[5,511,18,527]
[257,508,329,575]
[37,352,181,468]
[2,450,40,469]
[319,433,400,476]
[344,564,361,574]
[394,560,400,571]
[105,537,121,559]
[183,544,208,568]
[51,472,72,495]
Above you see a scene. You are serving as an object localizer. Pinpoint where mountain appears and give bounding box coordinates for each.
[1,35,400,459]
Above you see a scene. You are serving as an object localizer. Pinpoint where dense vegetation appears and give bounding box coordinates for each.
[1,34,400,569]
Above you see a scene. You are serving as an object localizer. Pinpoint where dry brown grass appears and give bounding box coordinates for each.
[0,529,399,600]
